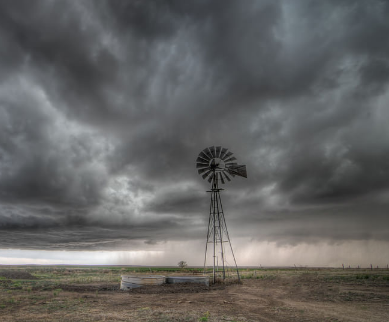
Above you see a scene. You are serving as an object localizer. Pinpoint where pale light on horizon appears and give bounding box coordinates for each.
[1,239,388,268]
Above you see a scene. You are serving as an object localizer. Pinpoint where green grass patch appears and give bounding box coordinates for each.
[198,311,210,322]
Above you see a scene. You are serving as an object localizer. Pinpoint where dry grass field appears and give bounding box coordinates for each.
[0,266,388,322]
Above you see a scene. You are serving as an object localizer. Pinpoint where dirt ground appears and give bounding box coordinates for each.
[0,267,388,321]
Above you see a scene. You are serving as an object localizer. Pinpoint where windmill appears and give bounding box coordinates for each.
[196,146,247,283]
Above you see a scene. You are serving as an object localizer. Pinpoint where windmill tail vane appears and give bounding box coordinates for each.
[196,146,247,284]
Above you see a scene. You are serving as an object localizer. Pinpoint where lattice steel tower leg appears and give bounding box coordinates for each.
[203,172,240,284]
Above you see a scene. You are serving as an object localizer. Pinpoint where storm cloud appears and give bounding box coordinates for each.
[1,0,389,265]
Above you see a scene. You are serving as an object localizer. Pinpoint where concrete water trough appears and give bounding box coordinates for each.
[120,275,166,290]
[165,276,209,286]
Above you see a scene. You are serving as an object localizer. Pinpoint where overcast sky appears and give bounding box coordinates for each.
[1,0,389,267]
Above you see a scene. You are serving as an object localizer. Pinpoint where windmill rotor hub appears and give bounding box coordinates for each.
[210,158,225,171]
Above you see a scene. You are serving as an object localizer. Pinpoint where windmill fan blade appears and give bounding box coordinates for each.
[224,156,237,163]
[220,148,228,159]
[219,172,225,184]
[215,146,221,158]
[203,148,213,159]
[196,162,209,169]
[210,146,216,158]
[199,151,210,161]
[222,171,231,182]
[225,162,238,167]
[202,170,212,180]
[196,156,209,163]
[222,151,233,161]
[227,165,247,178]
[198,168,209,175]
[208,173,214,183]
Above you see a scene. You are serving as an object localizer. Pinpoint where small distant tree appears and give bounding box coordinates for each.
[178,261,187,268]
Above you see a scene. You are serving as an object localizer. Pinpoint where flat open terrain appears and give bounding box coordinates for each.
[0,266,388,321]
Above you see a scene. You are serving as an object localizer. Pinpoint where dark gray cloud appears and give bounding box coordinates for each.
[1,0,389,256]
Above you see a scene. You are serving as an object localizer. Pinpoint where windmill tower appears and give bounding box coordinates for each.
[196,146,247,283]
